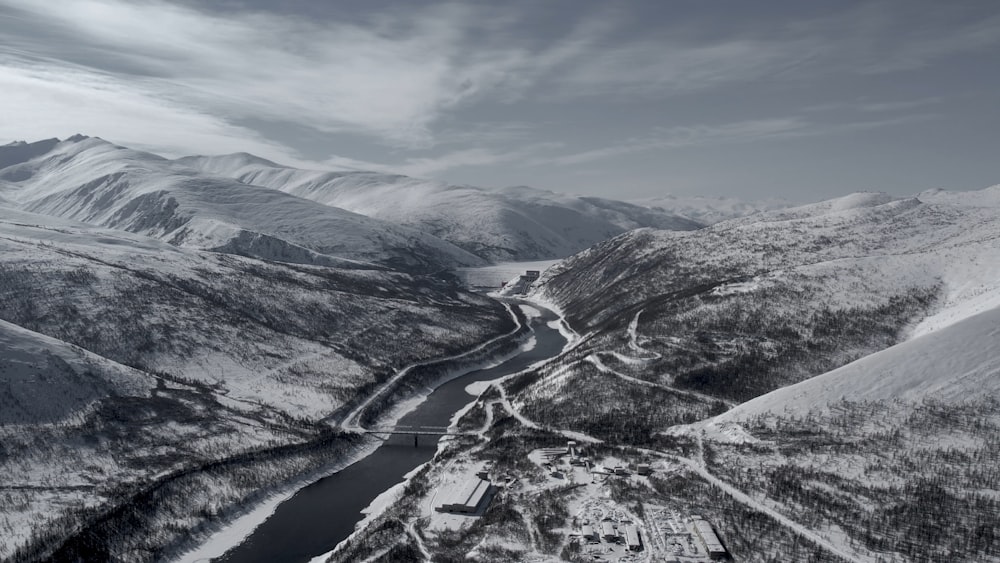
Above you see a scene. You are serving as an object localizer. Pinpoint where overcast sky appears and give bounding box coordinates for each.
[2,0,998,201]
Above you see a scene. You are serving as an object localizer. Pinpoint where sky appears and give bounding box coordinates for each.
[1,0,999,202]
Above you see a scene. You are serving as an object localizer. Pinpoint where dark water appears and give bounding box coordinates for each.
[215,304,567,563]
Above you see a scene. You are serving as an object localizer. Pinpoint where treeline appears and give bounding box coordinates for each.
[515,360,717,446]
[711,398,1000,562]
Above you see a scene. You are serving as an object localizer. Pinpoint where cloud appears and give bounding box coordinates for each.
[790,0,1000,75]
[534,114,936,167]
[0,54,320,166]
[0,0,992,182]
[0,0,532,148]
[858,97,943,113]
[392,143,563,177]
[322,142,563,177]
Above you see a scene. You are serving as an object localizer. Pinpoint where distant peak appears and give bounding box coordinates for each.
[66,134,91,142]
[0,137,62,170]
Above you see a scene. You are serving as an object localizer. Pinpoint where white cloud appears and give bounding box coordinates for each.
[393,143,563,177]
[0,0,527,148]
[0,55,321,167]
[321,143,563,177]
[535,114,936,167]
[0,0,991,183]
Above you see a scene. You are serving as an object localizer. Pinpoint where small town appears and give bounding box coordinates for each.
[431,440,729,562]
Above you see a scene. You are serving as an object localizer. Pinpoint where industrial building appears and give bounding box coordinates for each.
[601,520,618,541]
[624,524,642,551]
[581,525,599,543]
[435,478,492,514]
[692,517,728,560]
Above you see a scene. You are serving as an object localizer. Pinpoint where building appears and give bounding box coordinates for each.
[435,478,492,514]
[601,520,617,541]
[581,525,599,543]
[636,463,652,476]
[524,270,540,280]
[566,440,578,456]
[625,524,642,551]
[692,517,728,560]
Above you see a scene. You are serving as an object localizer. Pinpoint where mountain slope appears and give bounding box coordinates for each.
[0,137,484,272]
[0,318,154,425]
[0,205,514,561]
[633,192,792,224]
[714,303,1000,423]
[176,154,703,262]
[503,188,1000,441]
[494,187,1000,562]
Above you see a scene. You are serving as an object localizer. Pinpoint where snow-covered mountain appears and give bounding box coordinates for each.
[176,153,703,262]
[0,318,154,425]
[491,187,1000,562]
[0,137,485,272]
[714,304,1000,423]
[632,192,792,224]
[510,187,1000,431]
[0,204,516,560]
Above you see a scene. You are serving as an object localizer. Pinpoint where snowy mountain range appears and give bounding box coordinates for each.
[2,133,998,562]
[176,152,703,262]
[0,195,514,560]
[632,192,792,224]
[501,186,1000,561]
[0,137,486,272]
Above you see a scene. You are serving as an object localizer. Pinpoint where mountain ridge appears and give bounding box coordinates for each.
[176,152,704,262]
[0,136,485,272]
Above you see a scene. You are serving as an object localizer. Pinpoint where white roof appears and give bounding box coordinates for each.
[439,478,490,510]
[694,520,725,553]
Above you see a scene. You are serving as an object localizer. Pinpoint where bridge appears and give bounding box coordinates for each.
[362,425,476,446]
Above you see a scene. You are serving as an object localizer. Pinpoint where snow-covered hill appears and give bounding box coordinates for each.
[500,187,1000,562]
[0,137,484,272]
[0,318,154,425]
[506,187,1000,438]
[176,154,703,262]
[632,192,791,224]
[714,303,1000,423]
[0,204,515,560]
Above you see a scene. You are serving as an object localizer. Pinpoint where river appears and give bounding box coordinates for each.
[214,303,567,563]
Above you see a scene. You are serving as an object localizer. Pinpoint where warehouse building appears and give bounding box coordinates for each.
[625,524,642,551]
[692,517,728,560]
[435,478,492,514]
[601,520,618,541]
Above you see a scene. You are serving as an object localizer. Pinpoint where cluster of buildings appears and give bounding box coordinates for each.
[502,269,541,294]
[580,520,643,551]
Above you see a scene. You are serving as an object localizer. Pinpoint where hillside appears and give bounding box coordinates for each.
[508,188,1000,438]
[332,187,1000,563]
[687,304,1000,563]
[176,154,702,262]
[0,318,154,425]
[633,192,791,224]
[0,137,484,272]
[466,186,1000,562]
[711,304,1000,423]
[0,205,514,561]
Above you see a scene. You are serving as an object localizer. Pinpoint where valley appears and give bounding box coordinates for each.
[0,137,998,563]
[319,189,1000,562]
